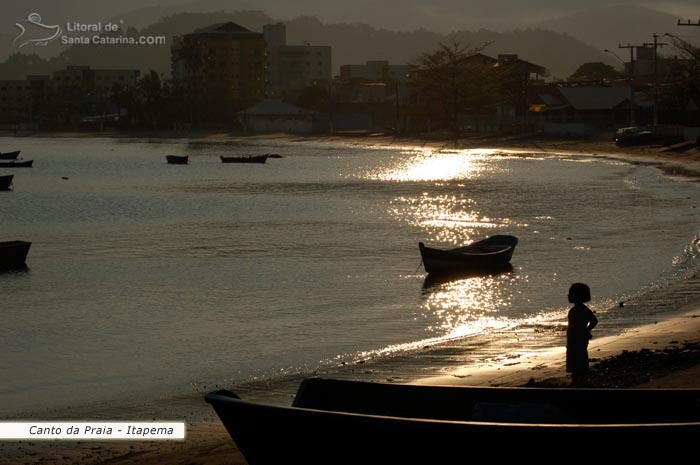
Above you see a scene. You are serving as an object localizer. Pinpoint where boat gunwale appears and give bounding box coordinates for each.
[205,389,700,429]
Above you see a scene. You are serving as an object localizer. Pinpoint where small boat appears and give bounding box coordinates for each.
[220,154,269,164]
[419,234,518,274]
[0,150,20,160]
[0,159,33,168]
[0,174,13,190]
[0,241,32,269]
[166,155,189,165]
[206,380,700,464]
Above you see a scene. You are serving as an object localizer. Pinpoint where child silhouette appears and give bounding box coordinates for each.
[566,283,598,386]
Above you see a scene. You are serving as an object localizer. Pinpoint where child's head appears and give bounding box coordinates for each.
[568,283,591,303]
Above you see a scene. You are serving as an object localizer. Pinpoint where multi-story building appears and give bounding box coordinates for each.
[338,60,412,84]
[52,65,140,94]
[171,22,266,106]
[0,79,35,123]
[263,23,331,97]
[0,66,138,124]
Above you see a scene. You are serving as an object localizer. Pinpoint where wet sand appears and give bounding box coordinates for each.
[2,130,700,464]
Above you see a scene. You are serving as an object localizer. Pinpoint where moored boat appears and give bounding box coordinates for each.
[220,154,269,164]
[0,174,13,190]
[419,234,517,274]
[0,159,33,168]
[0,150,20,159]
[206,382,700,464]
[0,240,32,269]
[166,155,189,164]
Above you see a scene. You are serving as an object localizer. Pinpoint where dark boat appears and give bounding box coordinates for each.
[220,154,269,164]
[206,381,700,464]
[0,174,13,190]
[419,234,518,274]
[166,155,189,164]
[0,241,32,269]
[292,378,700,423]
[0,150,20,159]
[0,159,33,168]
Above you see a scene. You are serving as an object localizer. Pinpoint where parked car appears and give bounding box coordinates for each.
[613,126,656,146]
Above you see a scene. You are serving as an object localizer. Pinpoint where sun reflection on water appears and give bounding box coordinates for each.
[367,148,497,182]
[389,193,520,244]
[338,147,525,362]
[421,272,517,338]
[360,148,522,244]
[342,272,521,363]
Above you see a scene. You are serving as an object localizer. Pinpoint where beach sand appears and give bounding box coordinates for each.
[2,130,700,464]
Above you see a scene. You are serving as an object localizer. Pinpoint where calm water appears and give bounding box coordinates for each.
[2,137,700,416]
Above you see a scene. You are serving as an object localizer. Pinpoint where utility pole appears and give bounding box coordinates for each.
[644,34,667,126]
[618,43,645,126]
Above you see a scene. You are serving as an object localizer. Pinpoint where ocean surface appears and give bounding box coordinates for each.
[2,136,700,417]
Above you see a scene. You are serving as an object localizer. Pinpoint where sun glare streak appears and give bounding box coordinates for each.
[334,273,521,363]
[421,274,516,337]
[389,193,522,244]
[365,148,499,182]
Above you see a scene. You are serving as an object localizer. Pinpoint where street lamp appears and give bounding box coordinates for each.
[663,32,699,54]
[605,48,635,126]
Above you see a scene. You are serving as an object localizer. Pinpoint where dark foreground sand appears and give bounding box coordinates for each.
[2,131,700,465]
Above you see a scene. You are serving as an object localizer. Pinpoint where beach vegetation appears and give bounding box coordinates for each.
[568,62,621,82]
[408,41,501,133]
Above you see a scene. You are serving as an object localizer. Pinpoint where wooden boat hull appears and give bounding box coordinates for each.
[0,174,13,191]
[419,234,517,274]
[206,388,700,465]
[220,154,269,164]
[0,241,32,269]
[0,159,33,168]
[293,378,700,424]
[0,150,20,159]
[165,155,188,164]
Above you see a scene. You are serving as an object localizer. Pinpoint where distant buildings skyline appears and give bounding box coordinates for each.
[171,22,266,106]
[264,22,331,97]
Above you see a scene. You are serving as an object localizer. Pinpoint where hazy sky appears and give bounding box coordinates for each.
[2,0,699,33]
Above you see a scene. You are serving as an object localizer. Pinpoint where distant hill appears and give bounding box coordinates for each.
[1,11,620,81]
[536,5,684,52]
[283,16,615,79]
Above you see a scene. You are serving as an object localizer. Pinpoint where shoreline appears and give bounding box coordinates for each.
[3,128,700,175]
[3,131,700,464]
